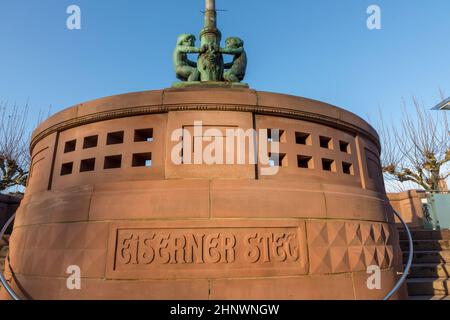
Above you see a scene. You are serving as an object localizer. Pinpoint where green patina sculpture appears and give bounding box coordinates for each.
[173,0,247,86]
[173,34,203,82]
[222,37,247,83]
[198,42,224,82]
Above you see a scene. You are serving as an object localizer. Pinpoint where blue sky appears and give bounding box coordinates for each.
[1,0,449,130]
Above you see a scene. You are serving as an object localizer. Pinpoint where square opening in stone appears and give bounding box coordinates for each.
[104,155,122,169]
[83,135,98,149]
[60,162,73,176]
[320,136,333,149]
[268,153,288,167]
[340,141,350,154]
[80,158,96,172]
[322,158,336,172]
[134,128,154,142]
[267,129,286,143]
[297,155,313,169]
[64,140,76,153]
[295,132,312,145]
[132,153,152,167]
[107,131,124,145]
[342,162,354,175]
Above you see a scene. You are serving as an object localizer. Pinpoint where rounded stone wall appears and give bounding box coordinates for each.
[1,88,406,299]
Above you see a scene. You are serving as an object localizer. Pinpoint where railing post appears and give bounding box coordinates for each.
[0,214,20,300]
[383,209,414,300]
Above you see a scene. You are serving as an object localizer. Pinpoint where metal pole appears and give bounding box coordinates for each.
[199,0,223,81]
[203,0,217,29]
[206,0,215,11]
[383,209,414,300]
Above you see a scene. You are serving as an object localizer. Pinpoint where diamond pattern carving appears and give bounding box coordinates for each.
[308,221,398,274]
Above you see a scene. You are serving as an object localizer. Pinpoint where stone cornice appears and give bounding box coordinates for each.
[30,103,381,153]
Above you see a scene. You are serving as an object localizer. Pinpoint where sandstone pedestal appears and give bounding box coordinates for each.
[1,88,406,300]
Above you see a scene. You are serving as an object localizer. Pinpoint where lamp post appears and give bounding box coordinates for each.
[198,0,224,81]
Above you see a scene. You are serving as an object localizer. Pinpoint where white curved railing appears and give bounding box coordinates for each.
[383,209,414,300]
[0,214,20,300]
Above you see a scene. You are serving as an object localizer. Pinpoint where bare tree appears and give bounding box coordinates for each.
[0,101,31,192]
[379,96,449,192]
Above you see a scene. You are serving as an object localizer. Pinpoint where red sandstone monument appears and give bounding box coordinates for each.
[0,0,407,300]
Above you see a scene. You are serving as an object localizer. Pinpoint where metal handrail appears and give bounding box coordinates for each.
[0,213,20,300]
[383,209,414,300]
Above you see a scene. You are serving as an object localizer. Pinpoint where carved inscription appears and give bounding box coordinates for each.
[118,232,237,265]
[118,230,299,266]
[111,227,306,278]
[244,233,299,263]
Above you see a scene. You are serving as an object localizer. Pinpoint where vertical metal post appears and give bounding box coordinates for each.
[0,214,20,300]
[198,0,223,81]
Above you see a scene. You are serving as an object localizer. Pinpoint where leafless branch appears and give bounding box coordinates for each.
[0,101,32,192]
[377,95,449,192]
